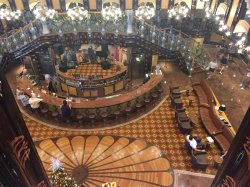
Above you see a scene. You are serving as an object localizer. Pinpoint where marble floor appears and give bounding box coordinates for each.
[174,170,214,187]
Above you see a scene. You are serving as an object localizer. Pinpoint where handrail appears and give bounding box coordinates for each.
[0,12,211,74]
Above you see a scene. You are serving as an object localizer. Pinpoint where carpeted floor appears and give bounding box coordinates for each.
[25,89,221,175]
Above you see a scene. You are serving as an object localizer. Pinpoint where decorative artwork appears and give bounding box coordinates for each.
[10,135,30,170]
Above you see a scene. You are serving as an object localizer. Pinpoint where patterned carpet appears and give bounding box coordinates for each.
[66,64,122,77]
[25,90,221,175]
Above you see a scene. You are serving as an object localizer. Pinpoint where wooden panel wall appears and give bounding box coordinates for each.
[161,0,168,9]
[89,0,97,10]
[52,0,61,9]
[14,0,24,10]
[125,0,133,9]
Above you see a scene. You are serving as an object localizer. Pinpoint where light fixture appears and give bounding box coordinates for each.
[67,4,88,21]
[0,7,21,20]
[102,2,122,21]
[135,2,155,20]
[168,2,189,19]
[33,4,57,21]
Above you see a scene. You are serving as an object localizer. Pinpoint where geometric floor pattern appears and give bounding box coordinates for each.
[66,64,123,77]
[25,89,221,175]
[36,135,174,186]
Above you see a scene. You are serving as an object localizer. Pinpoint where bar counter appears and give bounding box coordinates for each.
[57,65,128,97]
[17,74,163,109]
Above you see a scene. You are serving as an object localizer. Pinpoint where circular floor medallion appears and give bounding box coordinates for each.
[72,165,89,184]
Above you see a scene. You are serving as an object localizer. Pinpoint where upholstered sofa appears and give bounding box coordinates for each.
[192,79,235,153]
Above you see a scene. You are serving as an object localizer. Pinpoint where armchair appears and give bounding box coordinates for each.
[191,149,209,170]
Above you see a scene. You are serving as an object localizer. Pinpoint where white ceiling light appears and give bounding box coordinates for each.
[33,4,57,21]
[0,8,21,20]
[102,2,122,21]
[168,2,189,19]
[67,5,88,21]
[135,2,155,20]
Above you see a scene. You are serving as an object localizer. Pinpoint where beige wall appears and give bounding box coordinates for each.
[52,0,61,9]
[210,0,217,12]
[161,0,168,9]
[234,19,250,33]
[89,0,97,10]
[29,0,47,10]
[0,0,10,7]
[14,0,24,10]
[125,0,133,9]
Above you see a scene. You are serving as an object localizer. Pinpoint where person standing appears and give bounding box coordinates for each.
[61,100,71,120]
[48,80,56,93]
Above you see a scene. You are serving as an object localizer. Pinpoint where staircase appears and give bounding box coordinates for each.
[0,15,210,75]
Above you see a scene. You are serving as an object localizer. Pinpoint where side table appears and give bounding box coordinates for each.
[213,155,223,169]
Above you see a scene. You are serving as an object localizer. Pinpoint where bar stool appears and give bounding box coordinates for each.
[51,111,59,121]
[41,108,49,118]
[125,106,132,117]
[136,102,142,113]
[89,114,96,126]
[144,97,151,111]
[157,87,163,98]
[151,92,159,105]
[76,114,84,124]
[101,111,108,122]
[113,110,120,119]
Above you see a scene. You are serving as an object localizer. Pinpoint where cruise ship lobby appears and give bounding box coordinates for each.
[0,0,250,186]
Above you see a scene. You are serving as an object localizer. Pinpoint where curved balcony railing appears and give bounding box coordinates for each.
[0,13,211,75]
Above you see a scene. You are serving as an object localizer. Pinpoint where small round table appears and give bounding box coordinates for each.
[188,96,196,106]
[213,155,223,169]
[185,85,193,96]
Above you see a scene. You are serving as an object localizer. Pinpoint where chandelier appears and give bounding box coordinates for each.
[102,2,122,21]
[135,2,155,20]
[33,4,57,21]
[168,2,189,20]
[0,7,21,20]
[67,5,88,21]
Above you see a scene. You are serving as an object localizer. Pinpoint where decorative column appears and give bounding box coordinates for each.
[125,10,134,34]
[212,107,250,187]
[41,20,50,35]
[0,70,50,187]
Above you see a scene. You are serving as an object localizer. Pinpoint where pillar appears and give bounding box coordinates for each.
[126,10,134,34]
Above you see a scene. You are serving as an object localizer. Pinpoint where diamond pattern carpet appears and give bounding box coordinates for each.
[25,91,221,175]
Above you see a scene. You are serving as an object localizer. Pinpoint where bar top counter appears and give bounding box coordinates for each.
[16,74,163,109]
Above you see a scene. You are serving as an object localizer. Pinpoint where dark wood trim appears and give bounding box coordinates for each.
[212,107,250,186]
[46,0,53,9]
[156,0,161,10]
[133,0,138,10]
[231,0,245,30]
[83,0,89,10]
[0,71,50,186]
[8,0,17,11]
[59,0,66,11]
[22,0,29,11]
